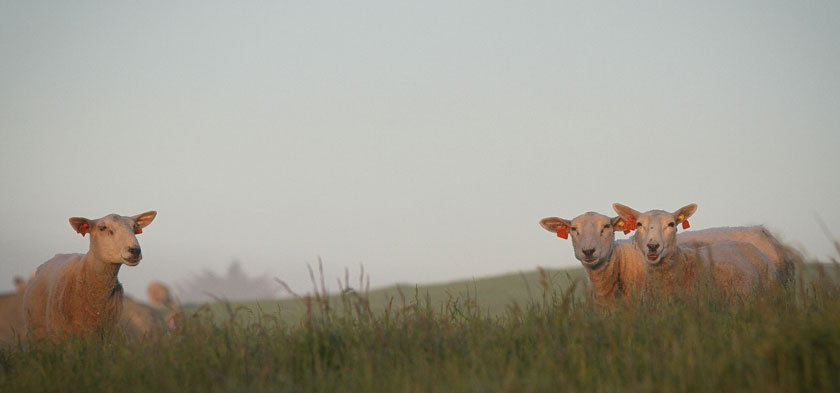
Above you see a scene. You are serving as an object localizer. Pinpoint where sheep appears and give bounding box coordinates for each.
[613,203,787,285]
[22,211,157,340]
[612,203,765,298]
[146,281,179,329]
[147,280,176,310]
[539,212,647,303]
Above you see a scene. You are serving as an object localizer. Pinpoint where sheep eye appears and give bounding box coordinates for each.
[603,224,610,229]
[668,222,675,227]
[570,227,577,231]
[99,226,107,231]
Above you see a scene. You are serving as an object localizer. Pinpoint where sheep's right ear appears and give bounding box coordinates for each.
[69,217,91,237]
[612,203,641,221]
[540,217,571,233]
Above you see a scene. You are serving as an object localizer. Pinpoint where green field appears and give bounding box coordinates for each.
[2,263,839,392]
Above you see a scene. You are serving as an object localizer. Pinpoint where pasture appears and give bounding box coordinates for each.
[1,262,839,393]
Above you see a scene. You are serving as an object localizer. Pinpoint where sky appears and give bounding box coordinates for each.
[1,1,839,301]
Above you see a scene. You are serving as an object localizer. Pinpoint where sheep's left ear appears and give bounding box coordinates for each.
[672,204,697,225]
[133,211,157,229]
[69,217,91,237]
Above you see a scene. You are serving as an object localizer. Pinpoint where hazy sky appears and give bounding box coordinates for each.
[2,1,839,300]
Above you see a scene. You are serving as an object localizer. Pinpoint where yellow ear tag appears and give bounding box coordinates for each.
[678,214,690,229]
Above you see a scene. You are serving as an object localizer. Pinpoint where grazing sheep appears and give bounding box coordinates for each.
[540,212,647,303]
[677,226,795,285]
[22,211,157,340]
[613,203,763,298]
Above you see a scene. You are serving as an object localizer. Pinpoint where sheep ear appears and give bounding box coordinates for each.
[610,216,628,232]
[69,217,91,237]
[133,211,157,229]
[672,203,697,224]
[540,217,571,233]
[612,203,641,221]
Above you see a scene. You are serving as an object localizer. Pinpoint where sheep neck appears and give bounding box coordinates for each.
[76,253,123,313]
[582,244,622,302]
[645,248,695,294]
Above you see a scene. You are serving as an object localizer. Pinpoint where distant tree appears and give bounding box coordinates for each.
[176,261,279,303]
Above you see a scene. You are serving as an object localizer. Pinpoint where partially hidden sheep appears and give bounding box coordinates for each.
[540,212,647,304]
[22,211,157,340]
[147,280,177,310]
[613,203,765,298]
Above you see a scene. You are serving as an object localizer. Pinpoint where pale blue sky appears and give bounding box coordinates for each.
[1,1,839,299]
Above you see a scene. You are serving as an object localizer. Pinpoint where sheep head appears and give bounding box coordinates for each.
[540,212,625,267]
[613,203,696,265]
[69,211,157,266]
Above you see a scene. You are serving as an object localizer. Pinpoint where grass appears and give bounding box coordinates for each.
[1,263,839,392]
[188,266,590,325]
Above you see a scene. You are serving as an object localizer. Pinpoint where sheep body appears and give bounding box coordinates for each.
[647,242,763,298]
[678,226,794,284]
[23,253,124,339]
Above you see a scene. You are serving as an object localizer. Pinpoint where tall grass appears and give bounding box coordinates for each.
[2,262,840,392]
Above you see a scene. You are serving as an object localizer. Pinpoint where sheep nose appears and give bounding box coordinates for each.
[582,248,596,258]
[128,247,141,257]
[647,243,660,252]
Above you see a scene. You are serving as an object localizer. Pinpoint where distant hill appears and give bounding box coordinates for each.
[184,262,840,325]
[185,267,589,324]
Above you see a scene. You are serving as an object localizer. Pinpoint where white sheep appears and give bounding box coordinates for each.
[539,212,647,304]
[613,203,765,298]
[22,211,157,340]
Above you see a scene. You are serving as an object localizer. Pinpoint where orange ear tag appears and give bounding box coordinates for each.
[556,225,569,239]
[623,216,637,235]
[80,223,89,237]
[627,215,637,229]
[135,228,143,234]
